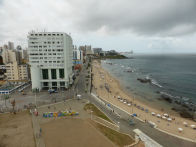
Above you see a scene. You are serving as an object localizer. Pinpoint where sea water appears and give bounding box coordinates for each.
[101,54,196,112]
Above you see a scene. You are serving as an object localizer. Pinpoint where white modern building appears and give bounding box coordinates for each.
[28,32,73,90]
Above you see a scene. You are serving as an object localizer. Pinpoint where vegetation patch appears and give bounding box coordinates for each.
[91,121,134,147]
[84,103,112,123]
[101,55,128,59]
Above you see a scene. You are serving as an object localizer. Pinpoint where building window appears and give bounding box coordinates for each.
[51,69,56,79]
[52,82,57,86]
[42,69,48,79]
[43,82,48,87]
[59,69,64,78]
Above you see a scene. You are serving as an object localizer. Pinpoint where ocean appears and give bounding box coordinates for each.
[101,54,196,112]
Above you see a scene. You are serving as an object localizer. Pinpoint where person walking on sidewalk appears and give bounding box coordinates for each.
[39,128,42,137]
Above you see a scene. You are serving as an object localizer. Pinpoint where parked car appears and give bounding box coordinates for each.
[48,89,58,94]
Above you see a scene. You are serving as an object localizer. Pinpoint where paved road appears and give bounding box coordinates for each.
[76,59,196,147]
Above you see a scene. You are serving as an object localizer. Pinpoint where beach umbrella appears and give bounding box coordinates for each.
[162,116,167,119]
[124,101,127,104]
[183,122,188,126]
[167,118,172,121]
[157,114,161,118]
[190,125,196,129]
[127,103,131,106]
[145,109,149,113]
[117,96,121,99]
[151,112,156,115]
[164,113,169,117]
[120,100,123,102]
[77,94,81,99]
[178,128,183,132]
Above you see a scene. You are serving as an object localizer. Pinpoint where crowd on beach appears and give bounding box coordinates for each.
[92,60,196,141]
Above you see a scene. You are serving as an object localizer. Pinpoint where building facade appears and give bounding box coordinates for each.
[28,32,73,90]
[4,62,29,81]
[73,46,83,64]
[1,44,30,82]
[93,48,102,55]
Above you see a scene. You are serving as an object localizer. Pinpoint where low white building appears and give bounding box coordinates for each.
[28,32,73,90]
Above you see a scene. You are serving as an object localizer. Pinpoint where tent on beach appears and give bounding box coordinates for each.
[163,113,169,117]
[127,103,131,106]
[151,112,156,116]
[167,118,172,121]
[190,125,196,129]
[183,122,188,127]
[178,128,183,132]
[156,114,161,118]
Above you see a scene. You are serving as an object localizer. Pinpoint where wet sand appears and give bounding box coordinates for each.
[92,60,196,141]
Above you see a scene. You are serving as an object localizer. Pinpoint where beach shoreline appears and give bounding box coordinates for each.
[105,67,179,116]
[92,59,196,141]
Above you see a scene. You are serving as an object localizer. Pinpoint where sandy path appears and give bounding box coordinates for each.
[92,60,196,141]
[0,111,35,147]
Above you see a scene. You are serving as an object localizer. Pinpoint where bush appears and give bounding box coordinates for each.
[180,110,193,119]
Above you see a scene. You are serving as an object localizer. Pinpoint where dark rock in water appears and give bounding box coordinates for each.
[137,78,151,83]
[161,94,173,103]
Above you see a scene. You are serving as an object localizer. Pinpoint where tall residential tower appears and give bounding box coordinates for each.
[28,32,73,90]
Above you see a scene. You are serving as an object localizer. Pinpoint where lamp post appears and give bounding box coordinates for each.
[91,111,93,120]
[132,96,134,113]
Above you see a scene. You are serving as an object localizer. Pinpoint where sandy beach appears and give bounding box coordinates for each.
[92,60,196,141]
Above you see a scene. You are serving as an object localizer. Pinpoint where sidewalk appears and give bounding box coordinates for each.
[31,113,45,147]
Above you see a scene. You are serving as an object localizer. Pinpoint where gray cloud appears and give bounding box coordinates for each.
[71,0,196,36]
[0,0,196,49]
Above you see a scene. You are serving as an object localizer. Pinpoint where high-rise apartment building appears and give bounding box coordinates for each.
[8,41,14,50]
[28,32,73,90]
[1,44,30,82]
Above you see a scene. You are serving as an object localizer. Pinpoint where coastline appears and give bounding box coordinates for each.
[101,60,176,116]
[92,59,196,141]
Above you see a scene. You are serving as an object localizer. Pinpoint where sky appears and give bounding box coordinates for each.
[0,0,196,53]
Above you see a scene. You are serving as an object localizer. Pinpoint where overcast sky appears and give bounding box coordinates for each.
[0,0,196,53]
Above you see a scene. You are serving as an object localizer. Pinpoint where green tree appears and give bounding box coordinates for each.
[3,94,10,108]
